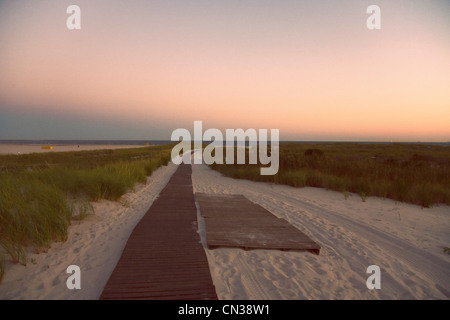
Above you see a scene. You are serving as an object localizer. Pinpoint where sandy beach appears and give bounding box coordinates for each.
[1,0,449,303]
[0,143,145,155]
[0,161,179,299]
[0,151,449,299]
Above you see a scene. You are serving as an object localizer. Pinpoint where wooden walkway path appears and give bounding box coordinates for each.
[99,164,218,300]
[196,193,320,254]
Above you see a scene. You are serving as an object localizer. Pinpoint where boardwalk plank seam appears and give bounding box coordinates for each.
[195,192,320,254]
[99,164,218,300]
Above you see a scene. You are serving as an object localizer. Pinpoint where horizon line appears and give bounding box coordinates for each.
[1,139,449,144]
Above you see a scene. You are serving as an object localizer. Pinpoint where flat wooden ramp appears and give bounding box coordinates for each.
[196,193,320,254]
[100,164,217,300]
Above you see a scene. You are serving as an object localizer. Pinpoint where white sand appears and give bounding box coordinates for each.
[190,150,450,300]
[0,162,178,299]
[0,150,449,299]
[0,143,145,155]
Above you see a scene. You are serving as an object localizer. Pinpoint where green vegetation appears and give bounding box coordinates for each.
[0,144,174,272]
[209,142,450,208]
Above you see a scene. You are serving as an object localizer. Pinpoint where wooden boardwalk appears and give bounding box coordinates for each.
[196,193,320,254]
[99,164,217,300]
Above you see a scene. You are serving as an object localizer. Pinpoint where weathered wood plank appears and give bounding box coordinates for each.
[196,193,320,254]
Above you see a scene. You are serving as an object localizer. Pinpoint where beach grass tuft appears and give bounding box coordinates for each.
[0,175,71,259]
[209,142,450,207]
[0,144,174,270]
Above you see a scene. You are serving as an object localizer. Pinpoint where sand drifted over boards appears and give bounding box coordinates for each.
[195,193,320,254]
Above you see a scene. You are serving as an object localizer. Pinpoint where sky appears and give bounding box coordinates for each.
[0,0,449,141]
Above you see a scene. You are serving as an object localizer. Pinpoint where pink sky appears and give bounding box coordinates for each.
[0,0,449,141]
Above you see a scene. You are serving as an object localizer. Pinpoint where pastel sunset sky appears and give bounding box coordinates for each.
[0,0,449,141]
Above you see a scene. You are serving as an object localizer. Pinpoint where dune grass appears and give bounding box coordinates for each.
[0,144,174,274]
[0,175,71,263]
[209,142,450,208]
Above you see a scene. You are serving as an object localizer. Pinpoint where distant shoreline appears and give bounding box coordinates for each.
[0,139,172,146]
[0,143,146,155]
[0,139,448,146]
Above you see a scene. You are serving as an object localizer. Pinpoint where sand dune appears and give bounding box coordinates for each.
[0,163,178,299]
[0,151,448,299]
